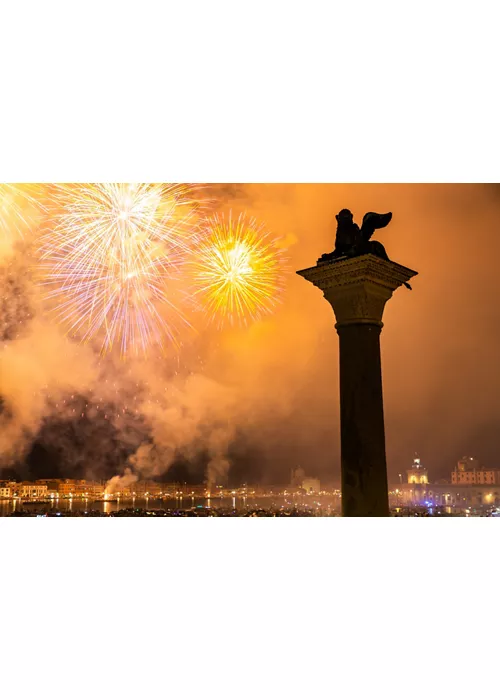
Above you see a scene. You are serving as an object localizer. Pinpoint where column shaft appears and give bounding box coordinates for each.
[337,323,389,516]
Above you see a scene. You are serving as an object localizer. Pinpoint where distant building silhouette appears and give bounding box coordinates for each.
[290,467,306,487]
[302,478,321,494]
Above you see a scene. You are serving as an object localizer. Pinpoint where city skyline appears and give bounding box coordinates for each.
[4,453,500,516]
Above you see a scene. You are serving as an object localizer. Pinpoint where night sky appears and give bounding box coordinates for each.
[1,183,500,486]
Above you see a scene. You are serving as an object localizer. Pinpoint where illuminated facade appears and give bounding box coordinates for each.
[451,457,500,485]
[390,483,500,507]
[56,479,78,497]
[17,483,48,499]
[130,481,163,497]
[406,455,428,484]
[35,480,61,495]
[388,454,500,507]
[0,485,12,499]
[74,481,103,498]
[33,479,104,498]
[302,478,321,494]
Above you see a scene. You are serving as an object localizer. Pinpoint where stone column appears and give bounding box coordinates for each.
[297,254,417,517]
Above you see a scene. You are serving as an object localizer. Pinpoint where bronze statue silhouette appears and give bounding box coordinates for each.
[319,209,412,290]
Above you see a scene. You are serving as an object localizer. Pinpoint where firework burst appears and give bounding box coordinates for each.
[191,212,287,326]
[38,183,204,355]
[0,184,45,249]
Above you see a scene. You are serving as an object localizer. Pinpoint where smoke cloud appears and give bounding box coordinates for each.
[105,468,138,495]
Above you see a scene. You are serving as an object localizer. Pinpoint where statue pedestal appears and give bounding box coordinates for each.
[297,254,417,517]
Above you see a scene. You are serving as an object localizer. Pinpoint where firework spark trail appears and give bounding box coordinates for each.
[191,211,287,326]
[38,183,204,355]
[0,183,46,248]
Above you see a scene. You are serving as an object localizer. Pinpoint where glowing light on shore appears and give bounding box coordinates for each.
[191,212,287,326]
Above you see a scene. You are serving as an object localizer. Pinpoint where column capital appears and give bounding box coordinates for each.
[297,254,417,327]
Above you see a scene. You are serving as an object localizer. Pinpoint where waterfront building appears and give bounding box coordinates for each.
[388,453,500,507]
[56,479,78,497]
[290,467,306,487]
[0,484,12,499]
[18,482,48,499]
[34,479,105,499]
[302,478,321,494]
[407,455,428,484]
[35,480,61,496]
[131,481,163,497]
[451,457,500,485]
[71,481,103,498]
[390,482,500,508]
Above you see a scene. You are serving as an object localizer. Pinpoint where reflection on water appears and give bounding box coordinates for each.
[0,495,341,517]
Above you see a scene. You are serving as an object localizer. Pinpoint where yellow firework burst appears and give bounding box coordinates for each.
[38,183,204,355]
[192,212,287,325]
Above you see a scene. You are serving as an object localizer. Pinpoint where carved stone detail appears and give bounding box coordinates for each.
[296,254,417,327]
